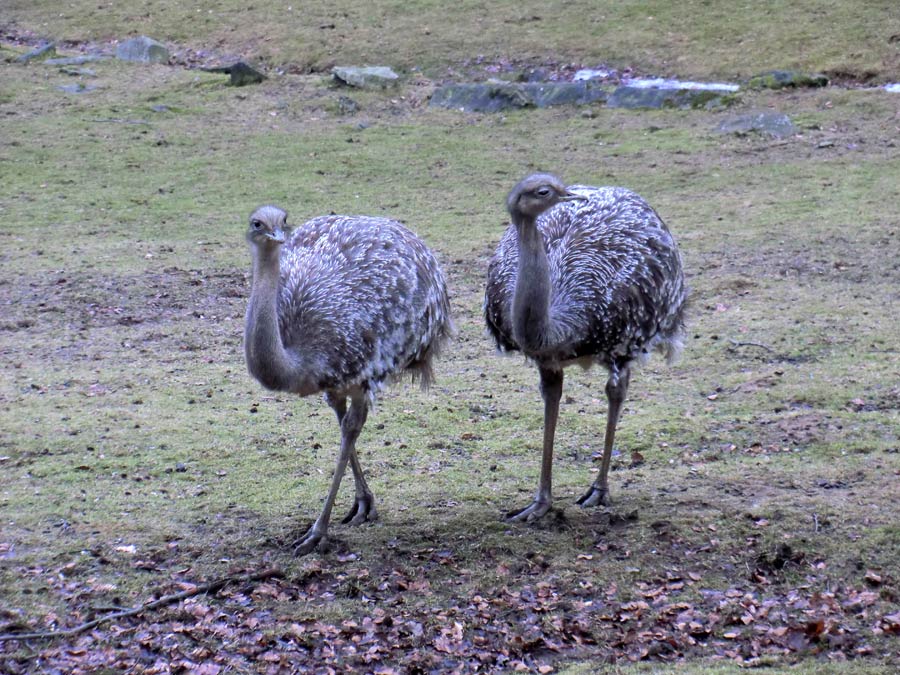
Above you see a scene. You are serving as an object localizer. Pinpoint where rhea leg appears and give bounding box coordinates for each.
[577,364,631,508]
[294,392,369,556]
[325,393,377,526]
[507,367,563,522]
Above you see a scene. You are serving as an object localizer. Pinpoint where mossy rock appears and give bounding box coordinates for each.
[607,85,737,110]
[747,70,829,89]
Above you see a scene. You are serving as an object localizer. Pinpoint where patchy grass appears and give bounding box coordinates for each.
[2,2,900,673]
[3,1,900,81]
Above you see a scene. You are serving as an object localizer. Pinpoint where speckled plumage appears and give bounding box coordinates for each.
[275,214,451,394]
[485,185,686,368]
[245,210,451,398]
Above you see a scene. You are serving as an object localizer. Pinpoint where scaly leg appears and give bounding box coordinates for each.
[325,393,377,525]
[577,363,631,507]
[507,367,563,522]
[294,392,369,556]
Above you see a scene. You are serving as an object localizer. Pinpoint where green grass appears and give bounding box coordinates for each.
[2,2,900,672]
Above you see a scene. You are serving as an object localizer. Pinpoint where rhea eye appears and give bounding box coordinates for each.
[251,220,263,230]
[536,187,552,197]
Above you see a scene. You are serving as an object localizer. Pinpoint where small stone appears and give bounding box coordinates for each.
[175,463,187,473]
[57,83,97,94]
[716,112,797,138]
[45,55,109,66]
[60,67,96,77]
[337,95,360,114]
[332,66,399,88]
[202,61,266,86]
[16,42,57,63]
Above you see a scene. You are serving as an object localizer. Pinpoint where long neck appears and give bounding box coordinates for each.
[244,245,314,394]
[511,214,553,353]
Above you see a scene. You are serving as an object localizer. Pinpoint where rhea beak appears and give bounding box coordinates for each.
[561,190,588,202]
[266,229,286,243]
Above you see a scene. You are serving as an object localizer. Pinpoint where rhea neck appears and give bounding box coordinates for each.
[244,241,316,396]
[510,209,553,354]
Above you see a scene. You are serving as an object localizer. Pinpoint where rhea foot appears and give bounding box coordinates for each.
[341,494,377,525]
[506,498,551,522]
[292,526,327,557]
[576,484,611,508]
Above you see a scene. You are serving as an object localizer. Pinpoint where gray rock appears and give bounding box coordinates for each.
[16,42,56,63]
[57,83,97,94]
[45,55,109,65]
[116,36,169,64]
[528,81,609,108]
[429,81,608,112]
[60,67,97,77]
[747,70,828,89]
[430,82,531,112]
[203,61,266,86]
[332,66,399,88]
[607,85,736,109]
[717,112,796,138]
[337,95,360,115]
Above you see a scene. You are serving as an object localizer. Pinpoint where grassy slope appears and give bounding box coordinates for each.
[4,0,900,80]
[1,2,899,672]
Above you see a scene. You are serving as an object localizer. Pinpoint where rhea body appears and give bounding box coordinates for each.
[484,174,686,521]
[244,205,451,555]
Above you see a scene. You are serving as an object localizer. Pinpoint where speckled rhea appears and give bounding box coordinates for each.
[484,173,687,521]
[244,205,452,555]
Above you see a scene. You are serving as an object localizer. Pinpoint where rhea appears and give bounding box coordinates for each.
[484,173,686,521]
[244,205,452,555]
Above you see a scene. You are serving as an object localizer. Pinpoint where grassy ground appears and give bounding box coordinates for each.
[1,2,899,673]
[3,0,900,81]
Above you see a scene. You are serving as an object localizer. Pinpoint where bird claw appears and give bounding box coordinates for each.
[576,485,611,507]
[292,528,327,557]
[341,494,377,526]
[506,499,551,522]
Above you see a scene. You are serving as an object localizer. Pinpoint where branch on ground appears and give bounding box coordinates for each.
[0,567,284,642]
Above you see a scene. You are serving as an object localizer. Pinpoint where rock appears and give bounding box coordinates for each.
[528,81,609,108]
[747,70,828,89]
[57,83,97,94]
[429,81,608,112]
[45,55,109,65]
[16,42,56,63]
[60,67,97,77]
[716,112,796,138]
[332,66,399,88]
[203,61,266,86]
[116,36,169,64]
[607,84,736,110]
[337,95,360,115]
[885,83,900,93]
[430,82,532,112]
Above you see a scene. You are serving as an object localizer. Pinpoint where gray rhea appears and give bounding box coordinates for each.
[244,205,452,555]
[484,173,686,521]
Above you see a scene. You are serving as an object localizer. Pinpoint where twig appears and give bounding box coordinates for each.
[0,567,283,642]
[728,338,774,353]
